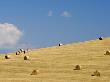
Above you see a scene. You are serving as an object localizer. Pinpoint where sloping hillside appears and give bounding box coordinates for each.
[0,37,110,82]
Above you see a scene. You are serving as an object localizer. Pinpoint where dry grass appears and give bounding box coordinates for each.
[0,37,110,82]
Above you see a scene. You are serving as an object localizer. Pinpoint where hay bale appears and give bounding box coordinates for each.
[74,65,81,70]
[30,69,39,75]
[24,55,29,60]
[104,51,110,55]
[91,70,100,77]
[99,37,103,40]
[20,49,24,52]
[5,55,10,59]
[16,51,20,55]
[19,49,27,54]
[59,43,63,46]
[23,50,26,54]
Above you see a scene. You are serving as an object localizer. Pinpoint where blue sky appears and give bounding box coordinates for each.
[0,0,110,53]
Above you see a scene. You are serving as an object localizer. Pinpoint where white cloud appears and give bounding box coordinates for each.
[48,10,53,16]
[61,11,72,17]
[0,23,22,48]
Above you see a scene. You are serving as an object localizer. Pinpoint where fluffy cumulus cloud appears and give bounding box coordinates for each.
[61,11,72,17]
[48,10,53,16]
[0,23,22,48]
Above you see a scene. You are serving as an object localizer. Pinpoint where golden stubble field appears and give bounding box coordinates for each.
[0,38,110,82]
